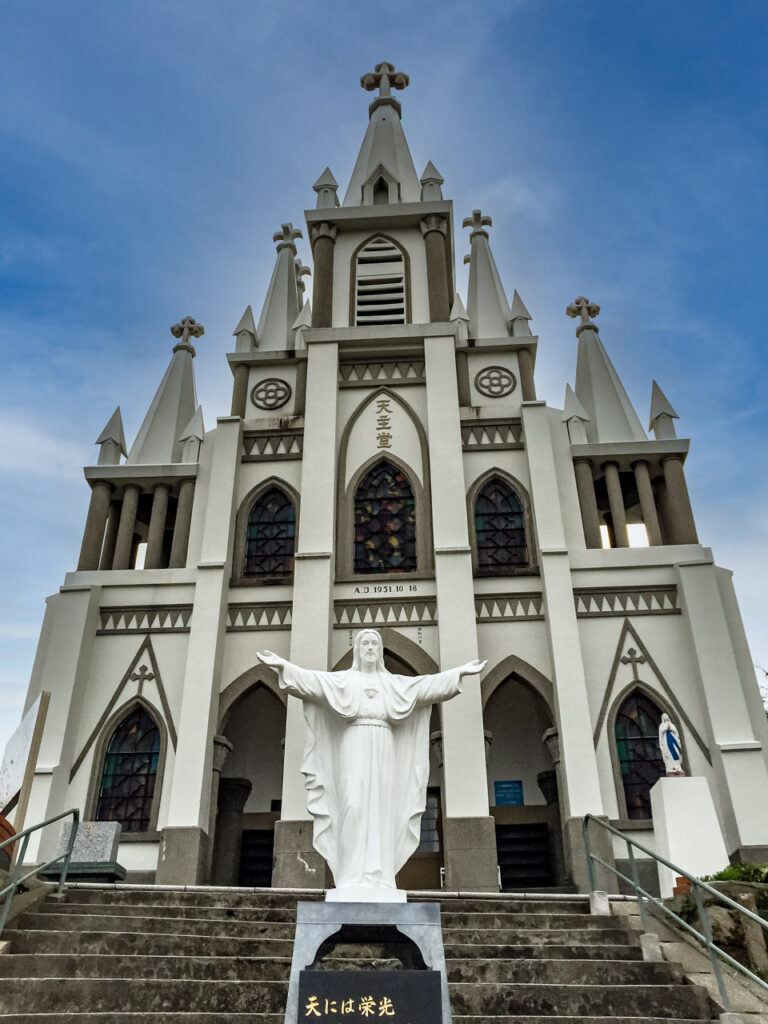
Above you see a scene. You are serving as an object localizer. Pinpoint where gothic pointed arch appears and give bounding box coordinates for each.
[85,695,167,834]
[337,389,432,578]
[467,468,537,576]
[218,663,285,731]
[607,683,687,820]
[233,477,299,584]
[481,654,555,716]
[332,627,439,675]
[349,233,411,326]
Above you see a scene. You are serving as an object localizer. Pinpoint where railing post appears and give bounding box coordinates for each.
[582,816,597,892]
[627,839,652,933]
[692,881,731,1009]
[58,809,79,895]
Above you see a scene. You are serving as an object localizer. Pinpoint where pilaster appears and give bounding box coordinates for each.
[231,364,249,419]
[157,416,242,884]
[420,215,450,323]
[633,460,662,546]
[662,455,698,544]
[424,334,497,891]
[603,461,628,547]
[310,224,337,328]
[169,479,195,569]
[273,340,339,888]
[77,481,112,571]
[573,459,602,549]
[112,484,140,570]
[144,483,170,570]
[522,401,609,888]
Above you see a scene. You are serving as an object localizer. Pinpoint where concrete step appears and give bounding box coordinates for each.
[440,912,621,929]
[6,929,296,958]
[442,926,635,945]
[444,942,645,961]
[0,953,293,980]
[1,977,290,1015]
[40,900,298,923]
[448,983,713,1018]
[446,959,686,985]
[9,912,296,939]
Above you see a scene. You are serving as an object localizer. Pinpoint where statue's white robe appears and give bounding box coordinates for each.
[276,663,462,893]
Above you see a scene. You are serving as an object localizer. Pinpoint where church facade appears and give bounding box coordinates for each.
[17,64,768,892]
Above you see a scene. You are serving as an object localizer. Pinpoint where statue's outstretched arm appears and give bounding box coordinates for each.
[256,650,287,670]
[457,659,487,677]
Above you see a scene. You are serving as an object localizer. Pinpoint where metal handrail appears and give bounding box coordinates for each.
[0,807,79,937]
[583,813,768,1011]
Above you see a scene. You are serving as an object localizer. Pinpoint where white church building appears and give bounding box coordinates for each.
[16,63,768,893]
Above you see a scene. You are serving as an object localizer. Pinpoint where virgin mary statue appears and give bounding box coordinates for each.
[257,630,485,902]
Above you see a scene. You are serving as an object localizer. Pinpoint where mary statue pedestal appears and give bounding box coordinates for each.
[257,629,484,904]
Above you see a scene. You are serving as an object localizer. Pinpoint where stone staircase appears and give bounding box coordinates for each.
[0,884,716,1022]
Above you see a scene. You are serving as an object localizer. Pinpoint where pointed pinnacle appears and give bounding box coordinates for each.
[292,301,312,330]
[450,293,469,322]
[233,304,257,338]
[420,161,444,184]
[313,167,339,191]
[178,406,204,442]
[649,380,679,429]
[509,290,532,321]
[96,407,127,455]
[562,384,590,423]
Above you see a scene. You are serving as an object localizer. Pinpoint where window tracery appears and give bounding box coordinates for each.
[244,488,296,581]
[614,690,665,818]
[95,707,160,832]
[474,478,527,574]
[354,461,416,574]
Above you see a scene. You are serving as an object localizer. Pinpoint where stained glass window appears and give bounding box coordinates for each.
[474,479,527,575]
[615,691,665,818]
[354,462,416,574]
[96,707,160,832]
[244,488,296,581]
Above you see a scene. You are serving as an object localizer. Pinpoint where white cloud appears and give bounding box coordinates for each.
[0,417,89,480]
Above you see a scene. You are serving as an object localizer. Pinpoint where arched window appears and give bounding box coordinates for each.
[474,478,527,575]
[355,237,406,326]
[96,707,160,832]
[354,461,416,574]
[615,690,665,819]
[244,488,296,581]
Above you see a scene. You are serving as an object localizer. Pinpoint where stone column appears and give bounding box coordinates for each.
[157,417,242,885]
[111,484,141,570]
[169,479,195,569]
[632,460,663,546]
[573,459,602,549]
[522,400,614,891]
[424,334,498,892]
[208,734,233,873]
[662,456,698,544]
[99,500,121,570]
[602,462,628,548]
[211,777,252,887]
[310,223,337,328]
[77,481,113,571]
[231,364,249,419]
[420,216,450,323]
[144,483,171,570]
[273,340,338,889]
[518,347,537,402]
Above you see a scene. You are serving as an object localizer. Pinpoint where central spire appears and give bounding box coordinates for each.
[343,61,420,207]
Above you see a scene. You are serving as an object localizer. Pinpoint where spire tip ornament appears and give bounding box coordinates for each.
[360,61,409,98]
[566,296,600,328]
[170,316,205,354]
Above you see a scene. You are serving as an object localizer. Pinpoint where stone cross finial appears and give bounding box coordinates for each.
[130,665,155,695]
[462,208,493,238]
[171,316,205,347]
[273,223,303,252]
[361,62,409,98]
[566,296,600,326]
[295,258,311,298]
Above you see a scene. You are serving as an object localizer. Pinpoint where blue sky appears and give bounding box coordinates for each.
[1,0,767,754]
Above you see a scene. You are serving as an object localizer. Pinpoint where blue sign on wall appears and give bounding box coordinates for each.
[494,780,524,806]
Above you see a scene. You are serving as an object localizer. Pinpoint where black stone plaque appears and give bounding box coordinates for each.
[298,970,442,1024]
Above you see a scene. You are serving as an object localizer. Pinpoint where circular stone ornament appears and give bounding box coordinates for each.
[251,377,292,410]
[474,365,517,398]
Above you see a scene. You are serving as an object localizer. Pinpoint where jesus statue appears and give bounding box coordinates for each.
[256,630,485,903]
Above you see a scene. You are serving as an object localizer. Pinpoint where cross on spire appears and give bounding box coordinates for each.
[171,316,205,347]
[360,61,409,99]
[462,209,493,238]
[130,664,155,695]
[566,296,600,326]
[273,223,302,253]
[620,647,647,681]
[294,258,311,298]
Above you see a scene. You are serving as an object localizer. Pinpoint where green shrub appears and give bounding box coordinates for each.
[701,863,768,883]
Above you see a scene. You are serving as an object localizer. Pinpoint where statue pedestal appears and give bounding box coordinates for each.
[650,775,729,897]
[326,885,406,903]
[286,901,451,1024]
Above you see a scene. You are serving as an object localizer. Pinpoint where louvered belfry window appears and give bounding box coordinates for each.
[355,237,406,326]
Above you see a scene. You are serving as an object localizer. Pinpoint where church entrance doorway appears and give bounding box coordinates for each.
[483,674,566,888]
[212,682,286,886]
